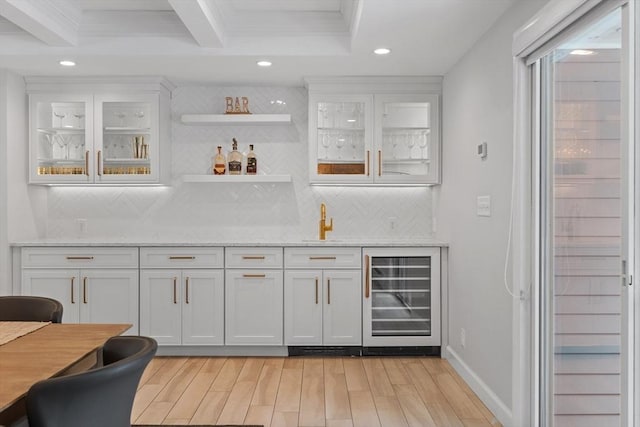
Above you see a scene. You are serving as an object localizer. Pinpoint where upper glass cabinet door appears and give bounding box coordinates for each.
[29,94,93,183]
[95,94,159,183]
[375,94,440,184]
[309,94,373,184]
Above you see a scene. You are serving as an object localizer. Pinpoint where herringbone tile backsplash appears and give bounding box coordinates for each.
[46,86,433,241]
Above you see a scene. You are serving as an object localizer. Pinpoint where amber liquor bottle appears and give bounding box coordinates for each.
[246,144,257,174]
[213,146,226,175]
[228,138,242,175]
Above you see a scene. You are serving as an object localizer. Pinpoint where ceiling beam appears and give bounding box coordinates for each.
[168,0,224,48]
[0,0,79,46]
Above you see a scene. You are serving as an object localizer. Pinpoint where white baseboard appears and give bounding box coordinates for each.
[445,345,513,427]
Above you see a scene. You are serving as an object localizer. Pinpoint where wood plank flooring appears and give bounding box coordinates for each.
[132,356,502,427]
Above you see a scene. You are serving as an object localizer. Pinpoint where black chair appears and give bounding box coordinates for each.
[0,296,63,323]
[26,336,157,427]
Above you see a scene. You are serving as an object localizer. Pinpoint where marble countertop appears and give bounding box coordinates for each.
[11,238,448,247]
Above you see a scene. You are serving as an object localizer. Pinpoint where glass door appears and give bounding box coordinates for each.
[309,94,373,184]
[29,94,93,183]
[537,6,632,426]
[375,94,440,184]
[95,94,158,183]
[363,247,440,347]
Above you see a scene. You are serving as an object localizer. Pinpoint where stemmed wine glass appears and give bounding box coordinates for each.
[321,132,331,159]
[113,111,126,127]
[134,110,145,128]
[391,133,399,159]
[407,131,416,159]
[53,111,66,128]
[336,134,345,159]
[418,129,430,159]
[351,134,357,159]
[74,113,85,129]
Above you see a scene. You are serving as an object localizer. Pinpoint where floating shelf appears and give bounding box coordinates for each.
[180,114,291,125]
[182,174,292,183]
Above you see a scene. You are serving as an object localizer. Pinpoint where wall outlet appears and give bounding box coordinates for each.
[461,328,466,348]
[477,195,491,217]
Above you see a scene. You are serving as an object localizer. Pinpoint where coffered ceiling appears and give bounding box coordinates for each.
[0,0,519,85]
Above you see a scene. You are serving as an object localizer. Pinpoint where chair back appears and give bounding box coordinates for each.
[26,336,157,427]
[0,296,63,323]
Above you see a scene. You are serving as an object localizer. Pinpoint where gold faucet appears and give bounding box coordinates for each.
[319,203,333,240]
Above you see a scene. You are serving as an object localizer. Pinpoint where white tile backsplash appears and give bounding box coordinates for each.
[45,86,433,241]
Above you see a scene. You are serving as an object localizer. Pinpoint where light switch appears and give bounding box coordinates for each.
[477,196,491,217]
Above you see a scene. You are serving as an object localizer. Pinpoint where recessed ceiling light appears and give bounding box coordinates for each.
[59,60,76,67]
[570,49,594,56]
[257,60,272,67]
[374,48,391,55]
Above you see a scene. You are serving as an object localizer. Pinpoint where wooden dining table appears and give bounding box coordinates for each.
[0,323,131,426]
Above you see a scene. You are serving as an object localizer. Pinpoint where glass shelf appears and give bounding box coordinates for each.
[37,128,84,135]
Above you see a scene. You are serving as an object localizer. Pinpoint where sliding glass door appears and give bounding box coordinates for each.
[537,5,633,426]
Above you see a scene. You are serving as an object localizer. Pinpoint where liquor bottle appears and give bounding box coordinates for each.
[213,146,226,175]
[246,144,257,175]
[228,138,242,175]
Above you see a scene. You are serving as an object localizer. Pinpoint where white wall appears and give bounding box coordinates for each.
[435,0,548,423]
[13,85,432,243]
[0,70,45,295]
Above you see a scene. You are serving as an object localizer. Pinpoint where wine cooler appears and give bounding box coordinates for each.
[363,247,440,347]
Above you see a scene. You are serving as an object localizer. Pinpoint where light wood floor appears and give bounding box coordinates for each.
[131,356,501,427]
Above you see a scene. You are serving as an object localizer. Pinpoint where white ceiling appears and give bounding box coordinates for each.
[0,0,519,86]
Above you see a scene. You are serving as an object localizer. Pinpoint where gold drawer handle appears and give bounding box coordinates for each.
[185,277,190,304]
[83,277,88,304]
[243,274,266,278]
[169,256,196,260]
[242,256,266,260]
[70,277,75,304]
[66,256,94,260]
[309,256,337,260]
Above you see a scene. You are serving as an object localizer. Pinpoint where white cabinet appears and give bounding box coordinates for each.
[284,247,361,346]
[306,77,441,185]
[26,77,172,185]
[362,247,441,347]
[21,247,139,334]
[225,248,284,345]
[139,248,224,346]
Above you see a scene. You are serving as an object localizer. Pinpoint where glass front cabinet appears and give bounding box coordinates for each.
[27,78,172,185]
[362,247,441,347]
[307,79,441,185]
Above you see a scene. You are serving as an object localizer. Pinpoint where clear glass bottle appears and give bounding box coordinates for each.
[246,144,257,175]
[228,138,242,175]
[213,146,226,175]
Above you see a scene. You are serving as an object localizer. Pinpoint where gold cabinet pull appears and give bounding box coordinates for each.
[97,150,102,176]
[366,150,370,176]
[315,277,319,304]
[309,256,337,260]
[169,256,196,260]
[365,255,370,298]
[243,274,266,278]
[84,150,90,176]
[185,277,190,304]
[70,277,75,304]
[327,278,331,304]
[242,255,266,260]
[83,277,88,304]
[66,256,94,260]
[173,277,177,304]
[378,150,382,176]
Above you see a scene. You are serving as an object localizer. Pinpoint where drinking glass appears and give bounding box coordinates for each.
[74,113,85,129]
[321,132,331,159]
[407,131,416,159]
[113,112,126,127]
[336,134,345,159]
[53,111,66,128]
[418,130,430,159]
[134,111,145,128]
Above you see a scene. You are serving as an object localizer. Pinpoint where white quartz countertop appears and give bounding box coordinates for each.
[10,238,448,247]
